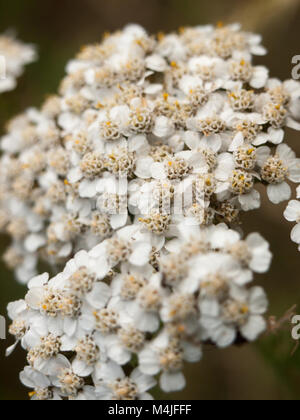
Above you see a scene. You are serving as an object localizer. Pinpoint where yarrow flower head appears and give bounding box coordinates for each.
[3,22,300,400]
[7,221,272,399]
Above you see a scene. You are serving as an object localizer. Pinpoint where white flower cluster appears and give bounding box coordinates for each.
[0,32,36,93]
[7,222,271,400]
[0,23,299,283]
[3,23,300,400]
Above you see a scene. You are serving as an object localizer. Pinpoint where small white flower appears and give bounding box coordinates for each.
[139,331,201,393]
[95,361,156,400]
[259,144,300,204]
[200,286,268,348]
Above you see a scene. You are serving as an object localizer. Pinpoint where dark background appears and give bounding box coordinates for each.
[1,0,300,400]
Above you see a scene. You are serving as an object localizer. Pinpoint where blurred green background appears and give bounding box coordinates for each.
[1,0,300,400]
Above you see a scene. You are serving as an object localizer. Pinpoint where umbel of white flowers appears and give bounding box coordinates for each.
[8,222,271,400]
[0,31,36,92]
[3,23,300,400]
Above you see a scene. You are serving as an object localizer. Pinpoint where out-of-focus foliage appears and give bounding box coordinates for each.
[1,0,300,400]
[258,325,300,400]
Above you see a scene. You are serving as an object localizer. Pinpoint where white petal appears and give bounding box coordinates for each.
[160,371,186,393]
[128,134,149,154]
[139,349,160,375]
[47,317,63,336]
[6,342,19,356]
[251,45,267,56]
[129,243,152,266]
[277,143,295,162]
[135,157,154,179]
[96,360,125,382]
[288,159,300,183]
[247,233,272,274]
[212,325,236,348]
[108,343,131,366]
[286,117,300,131]
[74,250,89,268]
[268,128,284,145]
[182,342,202,363]
[239,190,260,211]
[150,162,167,180]
[60,335,77,351]
[284,200,300,222]
[209,225,240,249]
[92,257,109,279]
[20,367,50,389]
[240,315,266,341]
[136,312,160,333]
[229,132,244,152]
[256,146,271,166]
[153,116,174,138]
[139,392,154,400]
[110,213,128,230]
[31,316,48,337]
[144,84,163,95]
[24,234,46,253]
[291,223,300,244]
[25,288,43,309]
[249,287,268,315]
[72,359,94,377]
[23,330,40,348]
[78,179,98,198]
[63,318,77,337]
[145,55,167,72]
[7,300,27,320]
[28,273,49,289]
[68,167,83,183]
[215,153,235,181]
[267,182,291,204]
[199,299,220,317]
[250,66,269,89]
[95,385,113,400]
[184,131,201,150]
[250,250,272,274]
[234,269,253,286]
[252,133,269,146]
[86,282,111,309]
[47,354,71,377]
[131,368,157,393]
